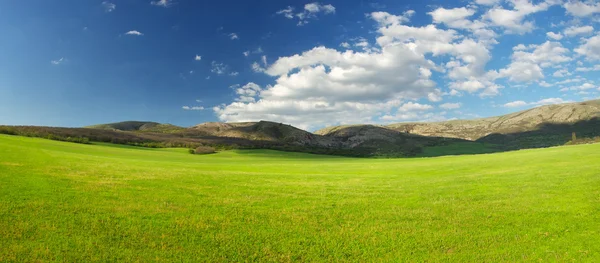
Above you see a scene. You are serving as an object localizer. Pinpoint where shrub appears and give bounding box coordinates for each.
[193,146,216,155]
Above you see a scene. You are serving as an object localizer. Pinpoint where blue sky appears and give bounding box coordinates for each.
[1,0,599,130]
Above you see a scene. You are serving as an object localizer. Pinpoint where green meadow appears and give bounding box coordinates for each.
[1,134,599,262]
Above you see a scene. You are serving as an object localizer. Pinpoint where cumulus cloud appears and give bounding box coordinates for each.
[229,33,239,40]
[398,102,433,112]
[575,34,600,60]
[125,30,143,36]
[503,100,528,108]
[194,55,202,61]
[553,69,571,77]
[213,5,582,129]
[564,25,594,37]
[576,64,600,71]
[276,2,336,26]
[563,1,600,17]
[214,11,467,129]
[234,82,262,102]
[305,2,335,14]
[500,41,571,82]
[102,1,116,12]
[546,32,563,40]
[563,82,598,91]
[484,0,559,34]
[503,98,570,108]
[439,103,462,109]
[475,0,501,6]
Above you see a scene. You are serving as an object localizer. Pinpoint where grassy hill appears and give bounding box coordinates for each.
[3,99,599,157]
[86,121,185,133]
[1,134,599,261]
[385,99,600,140]
[318,99,600,151]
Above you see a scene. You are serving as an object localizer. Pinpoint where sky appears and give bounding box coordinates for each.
[1,0,600,130]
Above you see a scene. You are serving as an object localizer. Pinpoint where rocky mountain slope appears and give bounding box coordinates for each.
[382,100,600,140]
[60,99,600,156]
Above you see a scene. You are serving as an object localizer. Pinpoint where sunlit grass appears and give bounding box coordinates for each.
[0,134,598,261]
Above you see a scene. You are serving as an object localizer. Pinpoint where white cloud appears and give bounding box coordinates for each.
[533,98,570,105]
[151,0,172,7]
[251,62,266,73]
[51,58,65,65]
[229,72,239,76]
[276,6,295,19]
[428,7,485,32]
[475,0,501,6]
[553,69,571,77]
[102,1,116,12]
[575,64,600,71]
[564,25,594,37]
[125,30,143,36]
[380,112,447,122]
[194,55,202,61]
[503,100,528,108]
[243,51,250,57]
[439,102,462,109]
[276,2,336,26]
[211,61,227,75]
[575,34,600,60]
[484,0,559,34]
[261,55,268,67]
[305,2,335,14]
[182,106,204,110]
[565,82,598,91]
[503,98,569,108]
[500,41,571,82]
[546,32,563,40]
[213,7,577,129]
[563,1,600,17]
[234,82,262,102]
[229,33,239,40]
[398,102,433,112]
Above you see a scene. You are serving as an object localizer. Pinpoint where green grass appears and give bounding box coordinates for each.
[419,142,502,157]
[1,134,599,262]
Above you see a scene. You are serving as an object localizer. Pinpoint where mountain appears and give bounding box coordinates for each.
[318,99,600,150]
[383,99,600,140]
[184,121,335,146]
[86,121,185,133]
[4,99,599,157]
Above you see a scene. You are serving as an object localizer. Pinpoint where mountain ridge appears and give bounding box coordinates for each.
[41,99,600,157]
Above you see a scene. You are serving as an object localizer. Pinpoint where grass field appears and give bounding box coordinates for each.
[1,134,599,262]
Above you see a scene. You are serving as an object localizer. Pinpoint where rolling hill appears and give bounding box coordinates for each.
[86,121,185,133]
[2,99,600,157]
[317,99,600,150]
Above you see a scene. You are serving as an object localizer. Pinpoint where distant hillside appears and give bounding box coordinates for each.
[4,99,599,157]
[318,99,600,150]
[382,99,600,141]
[184,121,335,146]
[86,121,185,133]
